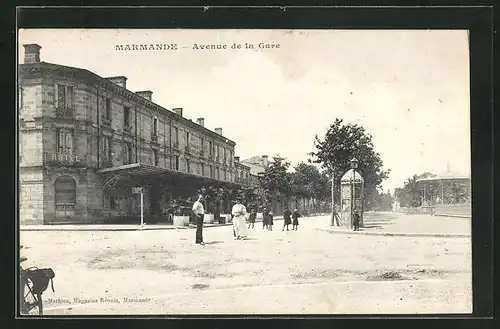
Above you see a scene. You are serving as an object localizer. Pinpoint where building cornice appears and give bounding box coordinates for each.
[19,62,236,146]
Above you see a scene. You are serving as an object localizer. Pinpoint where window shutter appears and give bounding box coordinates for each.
[58,129,65,153]
[65,130,73,154]
[67,86,73,108]
[54,84,59,107]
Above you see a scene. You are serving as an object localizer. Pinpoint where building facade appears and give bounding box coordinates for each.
[240,155,269,176]
[19,44,250,224]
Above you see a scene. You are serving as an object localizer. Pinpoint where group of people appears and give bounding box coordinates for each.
[191,194,303,245]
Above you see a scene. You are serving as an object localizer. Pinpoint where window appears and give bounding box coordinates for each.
[56,128,73,154]
[105,98,112,120]
[103,136,112,165]
[217,167,220,179]
[153,117,158,136]
[224,169,227,181]
[223,148,227,163]
[209,165,213,178]
[153,149,159,166]
[55,176,76,217]
[19,86,23,110]
[175,156,179,170]
[124,107,130,128]
[186,159,191,173]
[173,127,179,146]
[201,163,205,176]
[209,141,213,155]
[186,132,190,145]
[55,85,74,108]
[124,142,132,164]
[200,137,204,154]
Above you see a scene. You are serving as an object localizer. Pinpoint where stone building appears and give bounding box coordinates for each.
[240,155,269,176]
[18,43,251,224]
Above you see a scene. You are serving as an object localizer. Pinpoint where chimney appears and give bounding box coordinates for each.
[173,108,183,117]
[23,44,42,64]
[136,91,152,101]
[234,156,240,162]
[106,76,127,89]
[196,117,205,127]
[214,128,223,135]
[262,155,268,167]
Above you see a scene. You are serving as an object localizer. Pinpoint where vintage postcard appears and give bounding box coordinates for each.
[18,28,472,315]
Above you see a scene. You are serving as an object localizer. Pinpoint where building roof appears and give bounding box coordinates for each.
[416,171,470,182]
[340,169,364,184]
[19,61,236,146]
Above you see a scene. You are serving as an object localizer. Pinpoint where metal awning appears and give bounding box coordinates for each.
[97,162,240,189]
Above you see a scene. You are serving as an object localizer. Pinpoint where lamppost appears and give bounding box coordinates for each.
[350,157,359,228]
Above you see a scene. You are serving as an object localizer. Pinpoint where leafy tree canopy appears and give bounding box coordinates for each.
[309,118,390,198]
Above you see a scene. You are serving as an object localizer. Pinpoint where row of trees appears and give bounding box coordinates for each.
[224,118,393,213]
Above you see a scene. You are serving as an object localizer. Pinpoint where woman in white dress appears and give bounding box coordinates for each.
[231,199,249,240]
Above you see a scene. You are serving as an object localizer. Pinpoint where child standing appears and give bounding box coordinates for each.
[262,207,269,230]
[282,209,292,231]
[248,208,256,229]
[352,210,361,231]
[292,208,300,230]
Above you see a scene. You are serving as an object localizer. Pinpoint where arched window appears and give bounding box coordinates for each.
[55,176,76,217]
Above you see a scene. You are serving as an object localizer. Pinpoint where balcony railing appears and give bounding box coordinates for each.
[55,107,74,118]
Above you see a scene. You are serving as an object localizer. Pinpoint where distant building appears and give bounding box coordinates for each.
[240,155,269,176]
[416,170,471,218]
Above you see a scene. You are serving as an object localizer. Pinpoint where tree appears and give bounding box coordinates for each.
[309,118,390,206]
[365,188,394,211]
[394,175,421,208]
[290,163,331,213]
[258,156,292,207]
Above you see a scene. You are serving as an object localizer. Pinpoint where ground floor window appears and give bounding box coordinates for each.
[55,176,76,217]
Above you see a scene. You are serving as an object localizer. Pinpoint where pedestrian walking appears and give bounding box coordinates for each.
[282,209,292,231]
[262,207,269,230]
[232,199,249,240]
[192,194,205,245]
[268,211,274,231]
[248,208,257,229]
[292,208,300,230]
[352,209,361,231]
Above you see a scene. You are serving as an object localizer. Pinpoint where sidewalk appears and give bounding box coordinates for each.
[19,214,331,232]
[319,212,471,238]
[20,222,234,232]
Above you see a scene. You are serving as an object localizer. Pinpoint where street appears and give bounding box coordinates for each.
[20,214,472,315]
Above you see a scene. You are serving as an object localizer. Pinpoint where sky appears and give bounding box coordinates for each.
[18,29,471,193]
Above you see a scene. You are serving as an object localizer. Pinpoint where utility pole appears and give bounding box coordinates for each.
[331,172,334,226]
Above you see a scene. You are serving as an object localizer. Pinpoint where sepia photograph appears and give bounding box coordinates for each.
[17,28,472,315]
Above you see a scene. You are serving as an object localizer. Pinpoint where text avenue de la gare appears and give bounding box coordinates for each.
[115,42,280,51]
